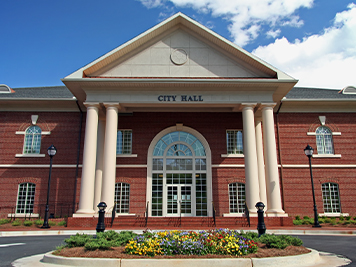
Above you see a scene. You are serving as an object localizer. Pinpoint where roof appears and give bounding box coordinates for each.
[0,86,75,99]
[284,87,356,100]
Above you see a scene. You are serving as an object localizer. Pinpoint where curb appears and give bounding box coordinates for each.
[42,249,320,267]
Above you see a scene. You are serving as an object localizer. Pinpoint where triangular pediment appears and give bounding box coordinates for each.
[90,29,269,78]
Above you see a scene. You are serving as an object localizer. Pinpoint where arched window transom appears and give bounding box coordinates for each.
[316,126,334,154]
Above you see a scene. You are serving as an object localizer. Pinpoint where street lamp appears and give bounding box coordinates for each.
[96,202,107,233]
[255,202,266,237]
[304,144,321,228]
[41,144,57,228]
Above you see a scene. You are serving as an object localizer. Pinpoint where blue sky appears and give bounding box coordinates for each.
[1,0,355,89]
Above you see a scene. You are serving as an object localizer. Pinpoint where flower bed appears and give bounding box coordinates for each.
[125,229,257,256]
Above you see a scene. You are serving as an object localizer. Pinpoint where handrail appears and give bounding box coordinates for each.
[179,200,182,226]
[212,201,216,226]
[244,201,250,227]
[145,201,149,227]
[111,202,116,227]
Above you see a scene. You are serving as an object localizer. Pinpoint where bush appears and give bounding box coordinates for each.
[57,220,67,227]
[85,239,111,251]
[350,220,356,225]
[324,218,332,223]
[257,234,303,249]
[23,220,33,226]
[48,220,56,226]
[339,215,344,221]
[303,216,310,220]
[34,219,44,226]
[0,218,11,225]
[11,220,21,226]
[346,216,351,221]
[64,233,93,248]
[293,219,303,225]
[295,215,301,220]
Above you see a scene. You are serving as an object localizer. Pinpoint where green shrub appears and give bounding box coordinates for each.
[293,219,303,225]
[331,220,337,225]
[302,218,314,225]
[23,220,33,226]
[295,215,300,220]
[64,233,93,248]
[57,220,67,227]
[11,220,21,226]
[350,220,356,224]
[84,239,111,250]
[34,219,44,226]
[353,216,356,220]
[343,221,351,225]
[324,218,332,223]
[0,218,11,225]
[346,216,351,221]
[303,216,310,220]
[339,215,344,221]
[48,220,56,226]
[257,234,303,249]
[318,218,325,224]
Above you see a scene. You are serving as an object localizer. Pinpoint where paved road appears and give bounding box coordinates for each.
[296,235,355,266]
[0,235,71,267]
[0,234,355,266]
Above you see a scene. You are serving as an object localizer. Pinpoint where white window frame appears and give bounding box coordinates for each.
[115,182,130,214]
[222,130,244,158]
[228,182,246,214]
[16,183,36,214]
[116,129,137,157]
[321,182,341,214]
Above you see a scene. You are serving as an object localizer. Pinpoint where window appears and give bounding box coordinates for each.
[229,183,245,213]
[322,183,341,213]
[226,130,243,154]
[24,126,42,154]
[117,130,132,154]
[316,126,334,154]
[16,183,36,213]
[114,183,130,213]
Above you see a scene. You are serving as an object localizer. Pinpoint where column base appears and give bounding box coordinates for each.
[266,209,288,217]
[73,209,95,217]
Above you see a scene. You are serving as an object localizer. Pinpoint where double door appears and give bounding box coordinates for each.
[167,185,192,215]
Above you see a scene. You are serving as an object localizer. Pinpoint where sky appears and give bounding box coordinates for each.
[1,0,355,89]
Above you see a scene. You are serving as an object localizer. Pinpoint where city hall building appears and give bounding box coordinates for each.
[1,13,355,227]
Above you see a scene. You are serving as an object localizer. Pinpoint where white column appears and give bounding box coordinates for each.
[261,104,285,215]
[255,118,268,209]
[242,104,260,213]
[93,119,106,212]
[75,103,99,216]
[101,103,119,210]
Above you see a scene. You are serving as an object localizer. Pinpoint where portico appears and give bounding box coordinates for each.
[62,12,296,219]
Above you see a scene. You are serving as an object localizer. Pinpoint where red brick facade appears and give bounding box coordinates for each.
[1,111,355,219]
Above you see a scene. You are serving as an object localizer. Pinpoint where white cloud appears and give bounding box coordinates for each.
[266,29,281,38]
[137,0,314,46]
[253,3,356,88]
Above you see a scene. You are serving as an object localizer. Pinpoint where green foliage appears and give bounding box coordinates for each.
[346,216,351,221]
[293,219,303,225]
[350,220,356,224]
[324,218,332,223]
[0,218,11,225]
[339,215,344,221]
[34,219,44,226]
[85,239,111,250]
[257,234,303,249]
[48,220,56,226]
[64,233,93,248]
[23,220,33,226]
[302,218,314,225]
[353,216,356,220]
[11,220,21,226]
[57,220,67,226]
[303,216,310,220]
[295,215,301,220]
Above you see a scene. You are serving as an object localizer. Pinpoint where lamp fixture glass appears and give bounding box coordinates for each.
[255,202,265,210]
[304,144,314,157]
[47,144,57,157]
[97,202,107,211]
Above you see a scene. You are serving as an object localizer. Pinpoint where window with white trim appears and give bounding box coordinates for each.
[229,182,245,213]
[114,183,130,213]
[24,126,42,154]
[117,130,132,154]
[316,126,334,154]
[16,183,36,213]
[226,130,243,154]
[322,183,341,213]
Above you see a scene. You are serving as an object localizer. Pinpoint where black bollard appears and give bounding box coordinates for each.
[255,202,266,237]
[96,202,107,233]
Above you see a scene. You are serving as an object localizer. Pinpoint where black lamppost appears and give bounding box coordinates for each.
[255,202,266,237]
[304,144,321,228]
[41,144,57,228]
[96,202,107,233]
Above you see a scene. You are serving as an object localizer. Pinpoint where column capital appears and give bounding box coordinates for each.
[103,102,120,108]
[83,102,100,108]
[259,103,276,110]
[241,103,257,110]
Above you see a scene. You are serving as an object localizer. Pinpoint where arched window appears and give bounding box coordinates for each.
[115,183,130,213]
[322,183,341,213]
[229,182,246,213]
[24,126,42,154]
[16,183,36,213]
[316,126,334,154]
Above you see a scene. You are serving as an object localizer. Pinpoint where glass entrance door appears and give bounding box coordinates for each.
[167,185,192,215]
